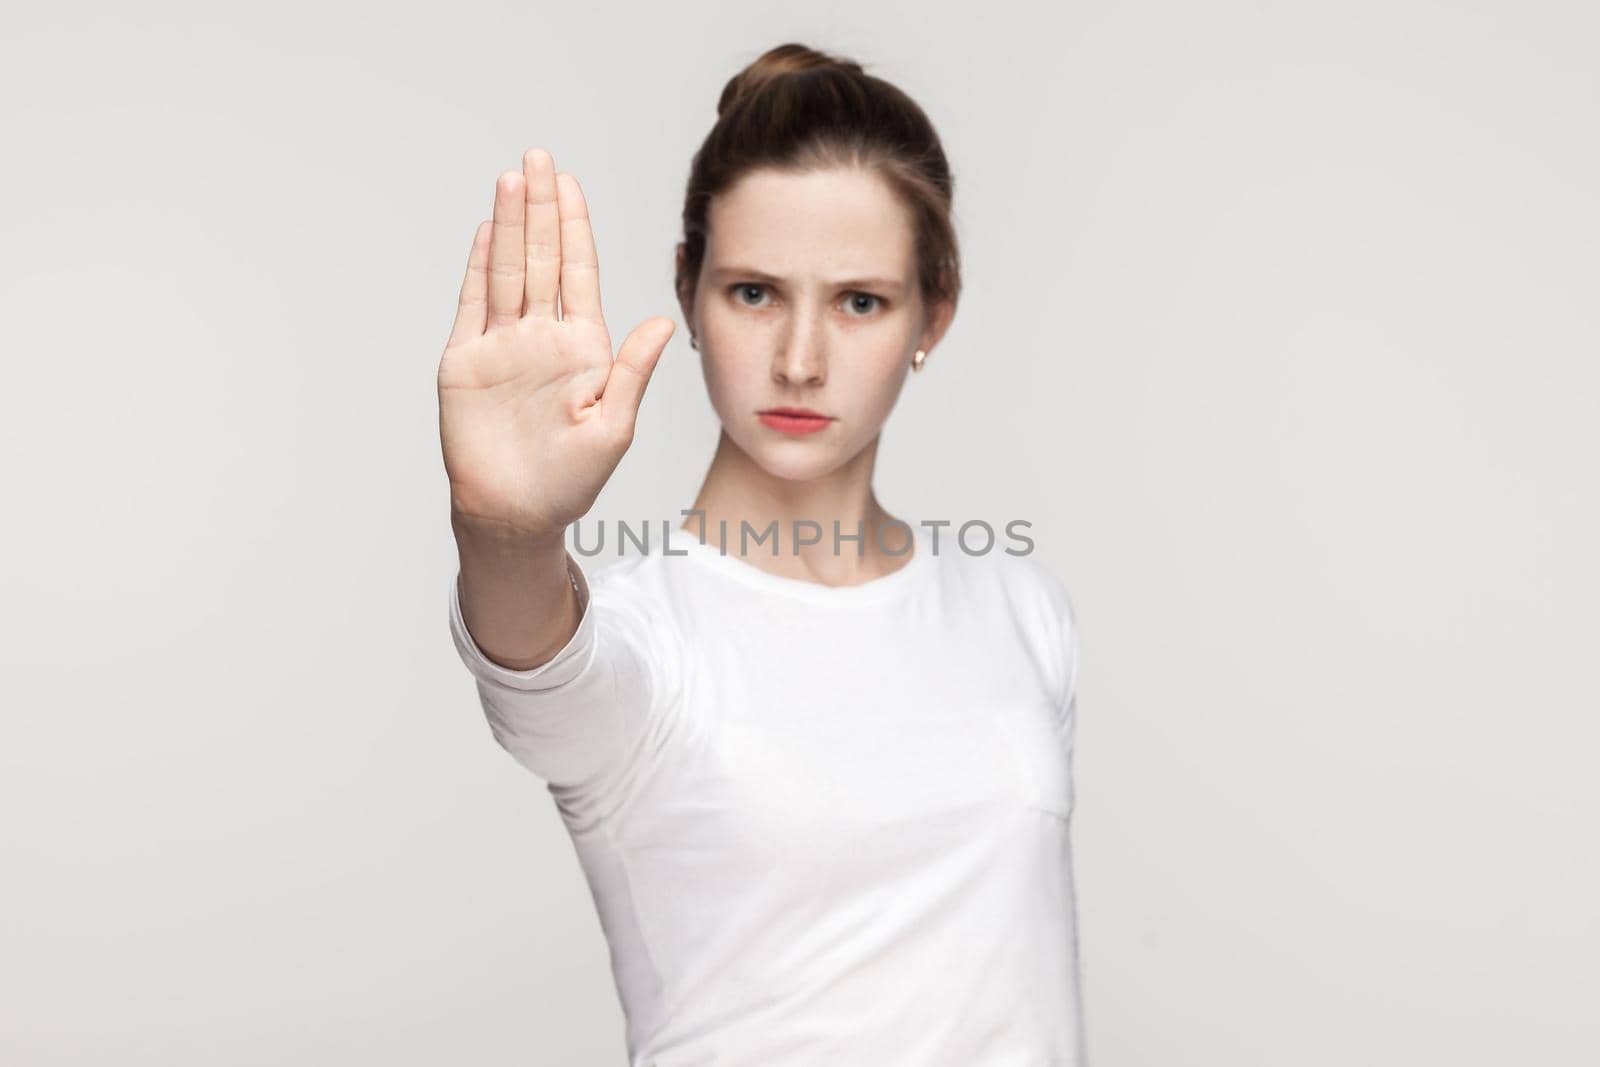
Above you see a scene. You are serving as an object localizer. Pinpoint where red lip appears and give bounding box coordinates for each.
[759,406,831,418]
[757,407,834,436]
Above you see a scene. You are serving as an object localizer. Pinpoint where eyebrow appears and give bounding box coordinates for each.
[707,265,906,294]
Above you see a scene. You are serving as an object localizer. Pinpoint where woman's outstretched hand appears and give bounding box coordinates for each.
[438,147,675,541]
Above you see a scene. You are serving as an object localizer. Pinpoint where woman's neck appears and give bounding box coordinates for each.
[679,430,917,587]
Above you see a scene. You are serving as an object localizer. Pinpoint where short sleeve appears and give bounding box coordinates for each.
[448,555,683,807]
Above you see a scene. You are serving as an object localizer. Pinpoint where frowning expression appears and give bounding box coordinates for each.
[685,165,941,481]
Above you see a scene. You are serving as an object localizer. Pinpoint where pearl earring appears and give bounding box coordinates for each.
[911,348,927,372]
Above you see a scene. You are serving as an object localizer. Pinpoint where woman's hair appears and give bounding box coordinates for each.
[676,42,961,326]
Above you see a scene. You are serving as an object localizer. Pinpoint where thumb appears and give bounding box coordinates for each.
[602,317,676,438]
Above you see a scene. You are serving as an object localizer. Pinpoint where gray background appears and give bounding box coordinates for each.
[2,1,1596,1063]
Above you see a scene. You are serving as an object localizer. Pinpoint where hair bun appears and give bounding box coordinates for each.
[679,41,962,317]
[716,42,866,118]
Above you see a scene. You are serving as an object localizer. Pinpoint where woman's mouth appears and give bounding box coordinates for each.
[757,407,834,435]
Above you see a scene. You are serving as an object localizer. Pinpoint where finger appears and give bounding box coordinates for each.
[487,170,526,328]
[555,172,603,325]
[448,220,492,345]
[523,148,561,320]
[602,317,675,439]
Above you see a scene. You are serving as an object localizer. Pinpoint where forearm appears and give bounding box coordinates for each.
[452,513,581,672]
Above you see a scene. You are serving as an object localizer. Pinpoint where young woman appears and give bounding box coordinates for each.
[438,43,1084,1066]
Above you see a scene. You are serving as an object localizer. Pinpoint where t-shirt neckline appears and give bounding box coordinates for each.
[657,522,935,605]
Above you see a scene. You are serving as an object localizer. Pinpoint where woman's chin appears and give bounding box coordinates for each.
[745,441,848,483]
[759,457,835,483]
[716,420,862,483]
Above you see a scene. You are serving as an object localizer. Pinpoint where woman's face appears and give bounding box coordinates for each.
[682,165,948,482]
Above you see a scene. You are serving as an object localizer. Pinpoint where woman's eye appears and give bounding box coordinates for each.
[730,284,882,315]
[845,292,883,315]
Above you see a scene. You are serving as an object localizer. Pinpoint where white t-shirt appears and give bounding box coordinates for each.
[448,523,1085,1065]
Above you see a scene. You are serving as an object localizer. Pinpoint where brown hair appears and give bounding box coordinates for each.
[675,43,961,329]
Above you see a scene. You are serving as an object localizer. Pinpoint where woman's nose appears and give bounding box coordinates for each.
[773,316,826,386]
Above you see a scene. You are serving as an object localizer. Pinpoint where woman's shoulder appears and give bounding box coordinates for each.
[937,540,1079,704]
[935,535,1072,611]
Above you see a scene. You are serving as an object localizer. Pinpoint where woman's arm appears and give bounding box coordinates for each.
[447,544,684,811]
[452,515,578,672]
[436,147,679,799]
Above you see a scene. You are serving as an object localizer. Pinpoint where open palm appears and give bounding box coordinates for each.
[438,148,674,539]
